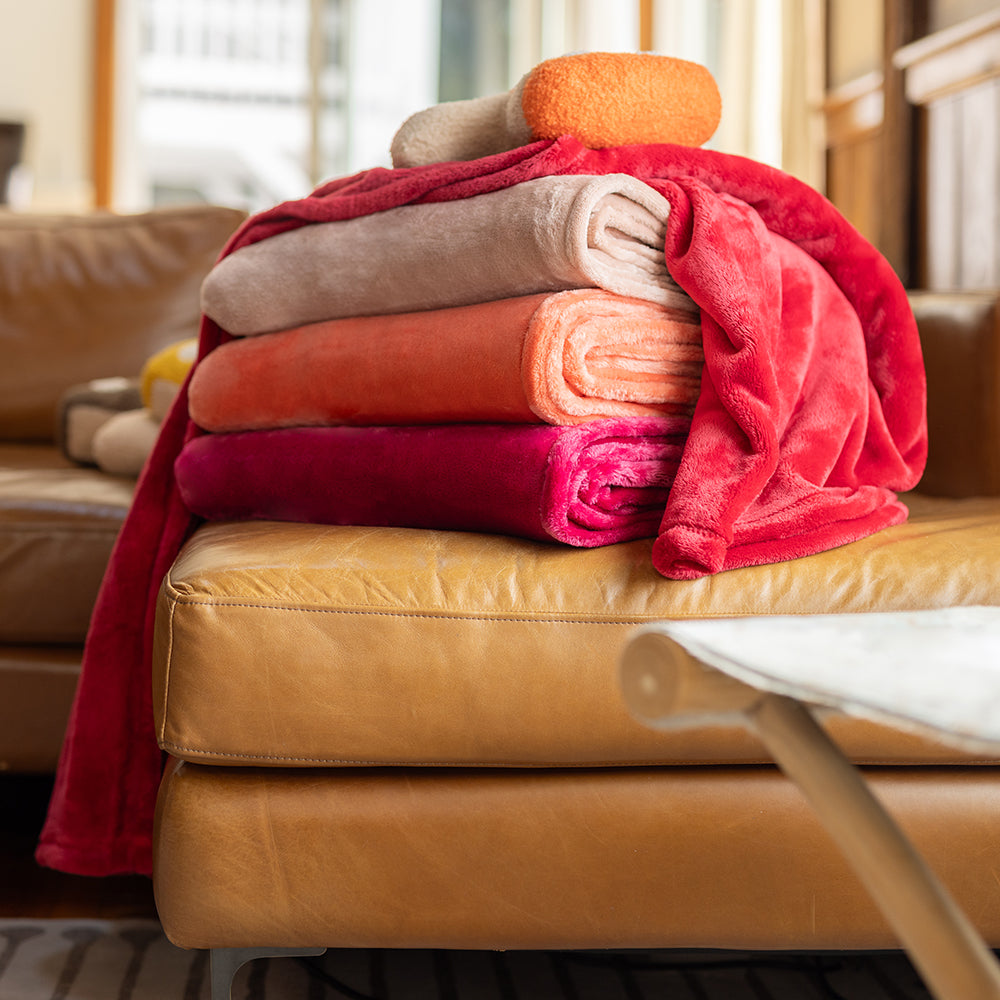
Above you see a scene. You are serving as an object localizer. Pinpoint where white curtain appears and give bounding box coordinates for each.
[780,0,825,190]
[508,0,641,80]
[651,0,825,187]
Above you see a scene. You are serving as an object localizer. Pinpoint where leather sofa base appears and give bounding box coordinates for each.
[153,760,1000,952]
[0,647,80,771]
[0,444,132,644]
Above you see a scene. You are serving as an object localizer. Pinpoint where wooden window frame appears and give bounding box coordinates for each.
[94,0,116,208]
[92,1,654,207]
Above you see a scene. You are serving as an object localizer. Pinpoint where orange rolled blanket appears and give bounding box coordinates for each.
[188,289,704,431]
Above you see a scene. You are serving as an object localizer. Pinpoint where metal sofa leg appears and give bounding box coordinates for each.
[210,946,327,1000]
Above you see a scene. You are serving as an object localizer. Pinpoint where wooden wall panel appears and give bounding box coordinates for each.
[823,1,924,285]
[896,9,1000,290]
[823,72,885,252]
[827,133,883,248]
[93,0,115,208]
[921,92,961,288]
[956,77,999,288]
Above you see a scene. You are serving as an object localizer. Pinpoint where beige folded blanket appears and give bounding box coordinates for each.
[200,173,693,336]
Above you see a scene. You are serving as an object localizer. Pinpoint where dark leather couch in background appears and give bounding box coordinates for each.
[0,204,244,772]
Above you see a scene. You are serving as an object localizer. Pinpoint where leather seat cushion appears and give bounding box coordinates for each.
[153,760,1000,951]
[153,492,1000,768]
[0,443,133,642]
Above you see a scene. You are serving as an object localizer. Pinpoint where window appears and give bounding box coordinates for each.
[117,0,440,211]
[106,0,821,212]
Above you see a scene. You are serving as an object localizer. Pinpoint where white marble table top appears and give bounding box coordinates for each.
[632,606,1000,752]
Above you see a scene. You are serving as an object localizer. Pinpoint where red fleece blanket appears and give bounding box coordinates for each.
[37,137,926,877]
[175,418,689,546]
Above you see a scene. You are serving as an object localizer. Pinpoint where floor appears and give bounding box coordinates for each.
[0,773,156,920]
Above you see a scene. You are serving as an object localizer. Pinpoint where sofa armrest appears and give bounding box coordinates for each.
[910,290,1000,498]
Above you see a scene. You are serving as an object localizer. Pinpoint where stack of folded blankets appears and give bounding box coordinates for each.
[167,48,926,574]
[183,172,706,547]
[37,53,929,879]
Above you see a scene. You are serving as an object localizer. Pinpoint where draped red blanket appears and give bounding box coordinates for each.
[37,136,926,877]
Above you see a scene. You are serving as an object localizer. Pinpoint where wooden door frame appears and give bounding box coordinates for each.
[881,0,927,286]
[639,0,653,51]
[94,0,116,208]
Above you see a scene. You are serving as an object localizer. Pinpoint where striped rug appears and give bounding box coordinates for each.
[0,919,933,999]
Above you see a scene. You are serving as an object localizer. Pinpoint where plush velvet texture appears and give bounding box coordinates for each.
[37,137,926,878]
[176,418,688,546]
[653,223,911,579]
[200,173,693,336]
[188,290,703,432]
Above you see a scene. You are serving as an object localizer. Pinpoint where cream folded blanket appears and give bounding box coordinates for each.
[200,173,692,336]
[188,290,704,431]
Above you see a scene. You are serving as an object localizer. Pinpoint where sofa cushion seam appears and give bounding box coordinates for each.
[165,598,669,625]
[156,741,740,767]
[157,597,176,746]
[157,740,993,769]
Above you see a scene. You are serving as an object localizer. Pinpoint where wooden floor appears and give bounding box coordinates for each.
[0,773,157,920]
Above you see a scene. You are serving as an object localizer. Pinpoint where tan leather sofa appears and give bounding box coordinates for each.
[150,290,1000,982]
[0,204,244,772]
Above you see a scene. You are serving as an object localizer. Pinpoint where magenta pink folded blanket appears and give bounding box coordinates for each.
[37,136,926,879]
[175,418,688,547]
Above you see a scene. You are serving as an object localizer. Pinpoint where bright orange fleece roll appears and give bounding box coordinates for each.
[188,290,703,432]
[522,52,721,149]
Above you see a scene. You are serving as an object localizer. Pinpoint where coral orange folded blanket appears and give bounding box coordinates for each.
[37,137,927,879]
[200,172,694,336]
[188,291,703,431]
[175,418,690,547]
